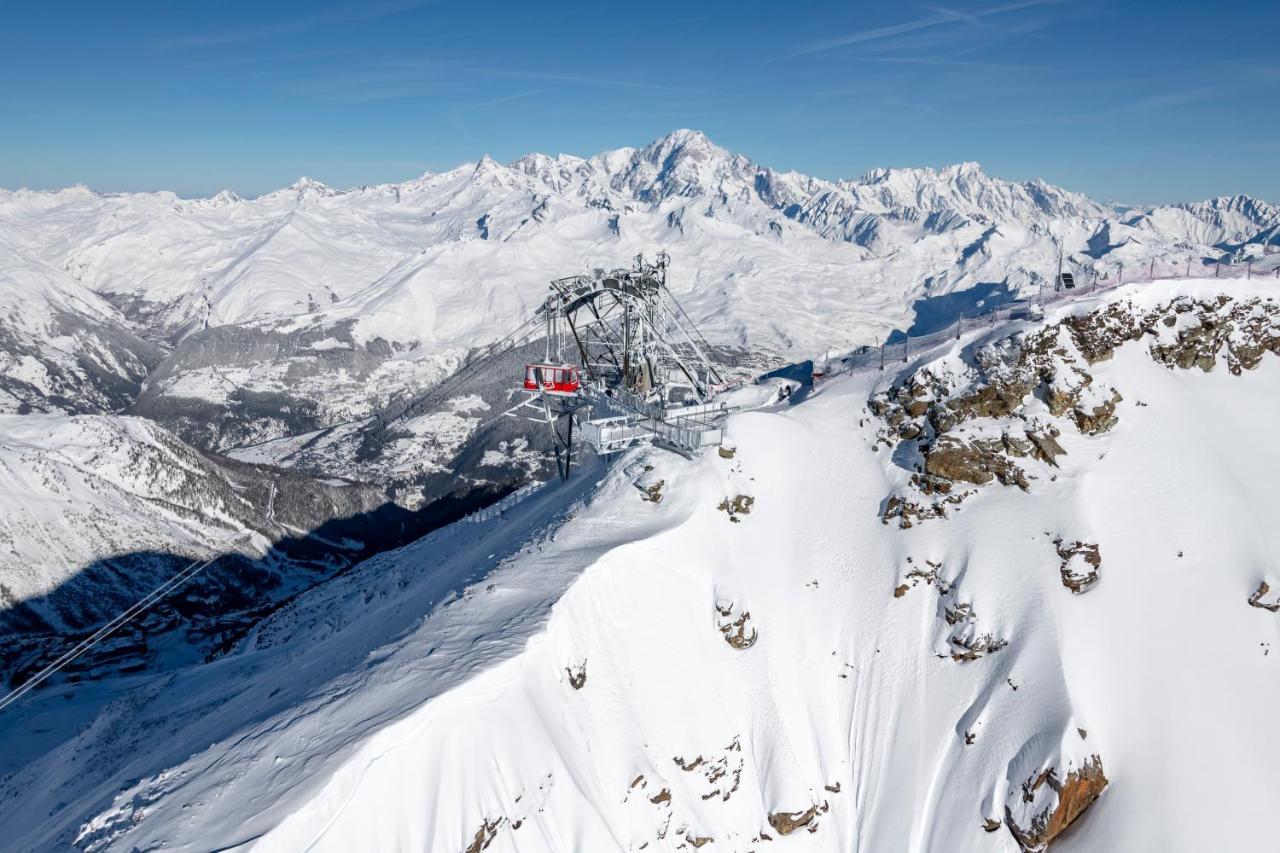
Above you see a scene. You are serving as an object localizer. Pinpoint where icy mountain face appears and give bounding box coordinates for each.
[5,280,1278,853]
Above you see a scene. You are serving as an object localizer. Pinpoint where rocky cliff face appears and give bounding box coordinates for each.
[874,292,1280,527]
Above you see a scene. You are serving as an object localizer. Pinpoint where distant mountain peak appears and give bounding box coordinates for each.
[640,128,731,163]
[288,176,336,197]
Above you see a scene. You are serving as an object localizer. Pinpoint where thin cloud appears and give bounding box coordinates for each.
[159,1,431,48]
[841,55,1043,71]
[811,89,938,111]
[1067,86,1222,121]
[795,0,1067,55]
[186,49,355,70]
[273,65,456,103]
[990,85,1221,126]
[923,5,987,27]
[374,58,713,95]
[478,68,714,95]
[452,89,549,113]
[648,15,713,27]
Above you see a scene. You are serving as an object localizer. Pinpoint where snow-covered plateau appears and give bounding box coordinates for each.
[2,130,1280,851]
[1,277,1278,853]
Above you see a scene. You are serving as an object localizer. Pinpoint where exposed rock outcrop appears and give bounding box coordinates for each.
[1055,540,1101,594]
[894,559,1007,661]
[673,737,744,802]
[1006,755,1109,852]
[464,817,503,853]
[1248,581,1280,612]
[872,295,1279,523]
[717,494,754,522]
[768,805,818,836]
[715,602,758,649]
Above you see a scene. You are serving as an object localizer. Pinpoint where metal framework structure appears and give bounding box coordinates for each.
[513,253,729,478]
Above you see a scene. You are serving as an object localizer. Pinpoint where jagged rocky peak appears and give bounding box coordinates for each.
[463,153,539,195]
[1170,194,1280,241]
[753,166,824,210]
[207,189,242,206]
[840,160,1107,223]
[472,153,501,173]
[640,128,727,162]
[277,175,339,200]
[510,150,588,175]
[1176,193,1279,219]
[610,128,759,202]
[1128,192,1280,248]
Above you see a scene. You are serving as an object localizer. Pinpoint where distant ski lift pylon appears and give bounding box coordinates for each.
[511,252,729,479]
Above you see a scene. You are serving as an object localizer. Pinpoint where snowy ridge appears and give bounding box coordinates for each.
[5,279,1277,852]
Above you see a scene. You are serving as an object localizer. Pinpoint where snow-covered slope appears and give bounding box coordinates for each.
[0,413,396,690]
[0,244,161,414]
[1128,194,1280,251]
[4,279,1277,852]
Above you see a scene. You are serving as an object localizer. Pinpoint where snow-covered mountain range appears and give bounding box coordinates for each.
[3,129,1277,401]
[3,130,1276,486]
[2,131,1280,852]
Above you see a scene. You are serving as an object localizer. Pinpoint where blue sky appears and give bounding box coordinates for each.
[3,0,1278,203]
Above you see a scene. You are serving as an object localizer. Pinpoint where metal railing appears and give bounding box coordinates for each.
[578,385,728,455]
[461,480,547,524]
[652,418,723,452]
[581,417,656,454]
[820,257,1278,381]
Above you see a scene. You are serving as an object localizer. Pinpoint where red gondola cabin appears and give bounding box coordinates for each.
[523,364,581,396]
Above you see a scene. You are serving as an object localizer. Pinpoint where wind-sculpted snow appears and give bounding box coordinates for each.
[5,281,1278,851]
